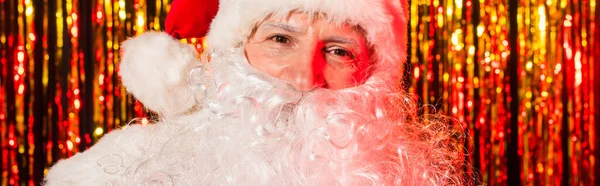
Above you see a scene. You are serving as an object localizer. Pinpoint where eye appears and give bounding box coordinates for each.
[269,34,291,44]
[331,49,351,57]
[326,48,355,60]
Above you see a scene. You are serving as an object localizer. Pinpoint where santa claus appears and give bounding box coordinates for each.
[44,0,470,185]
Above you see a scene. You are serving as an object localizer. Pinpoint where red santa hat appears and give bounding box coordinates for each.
[164,0,219,39]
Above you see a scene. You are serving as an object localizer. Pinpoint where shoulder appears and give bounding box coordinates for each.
[43,124,159,186]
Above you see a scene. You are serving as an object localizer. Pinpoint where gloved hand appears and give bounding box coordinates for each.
[119,32,200,116]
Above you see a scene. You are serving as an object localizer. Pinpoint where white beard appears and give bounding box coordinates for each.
[140,49,406,185]
[45,47,463,186]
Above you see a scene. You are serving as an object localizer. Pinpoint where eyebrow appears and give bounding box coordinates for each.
[323,36,358,45]
[260,23,359,45]
[262,23,305,34]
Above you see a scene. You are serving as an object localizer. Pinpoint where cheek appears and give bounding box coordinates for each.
[353,61,371,82]
[245,44,265,66]
[244,43,293,77]
[322,60,371,89]
[322,67,358,89]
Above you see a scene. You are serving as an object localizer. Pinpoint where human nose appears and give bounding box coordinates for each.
[284,45,325,92]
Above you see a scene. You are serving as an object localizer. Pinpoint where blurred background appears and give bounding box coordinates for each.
[0,0,598,185]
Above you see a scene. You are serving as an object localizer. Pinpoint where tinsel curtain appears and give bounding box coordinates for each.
[0,0,597,185]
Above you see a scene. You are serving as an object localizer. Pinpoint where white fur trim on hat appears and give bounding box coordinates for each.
[206,0,409,86]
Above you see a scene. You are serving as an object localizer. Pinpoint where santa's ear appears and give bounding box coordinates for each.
[118,32,198,116]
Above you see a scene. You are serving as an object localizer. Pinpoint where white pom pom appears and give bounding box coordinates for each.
[119,31,198,116]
